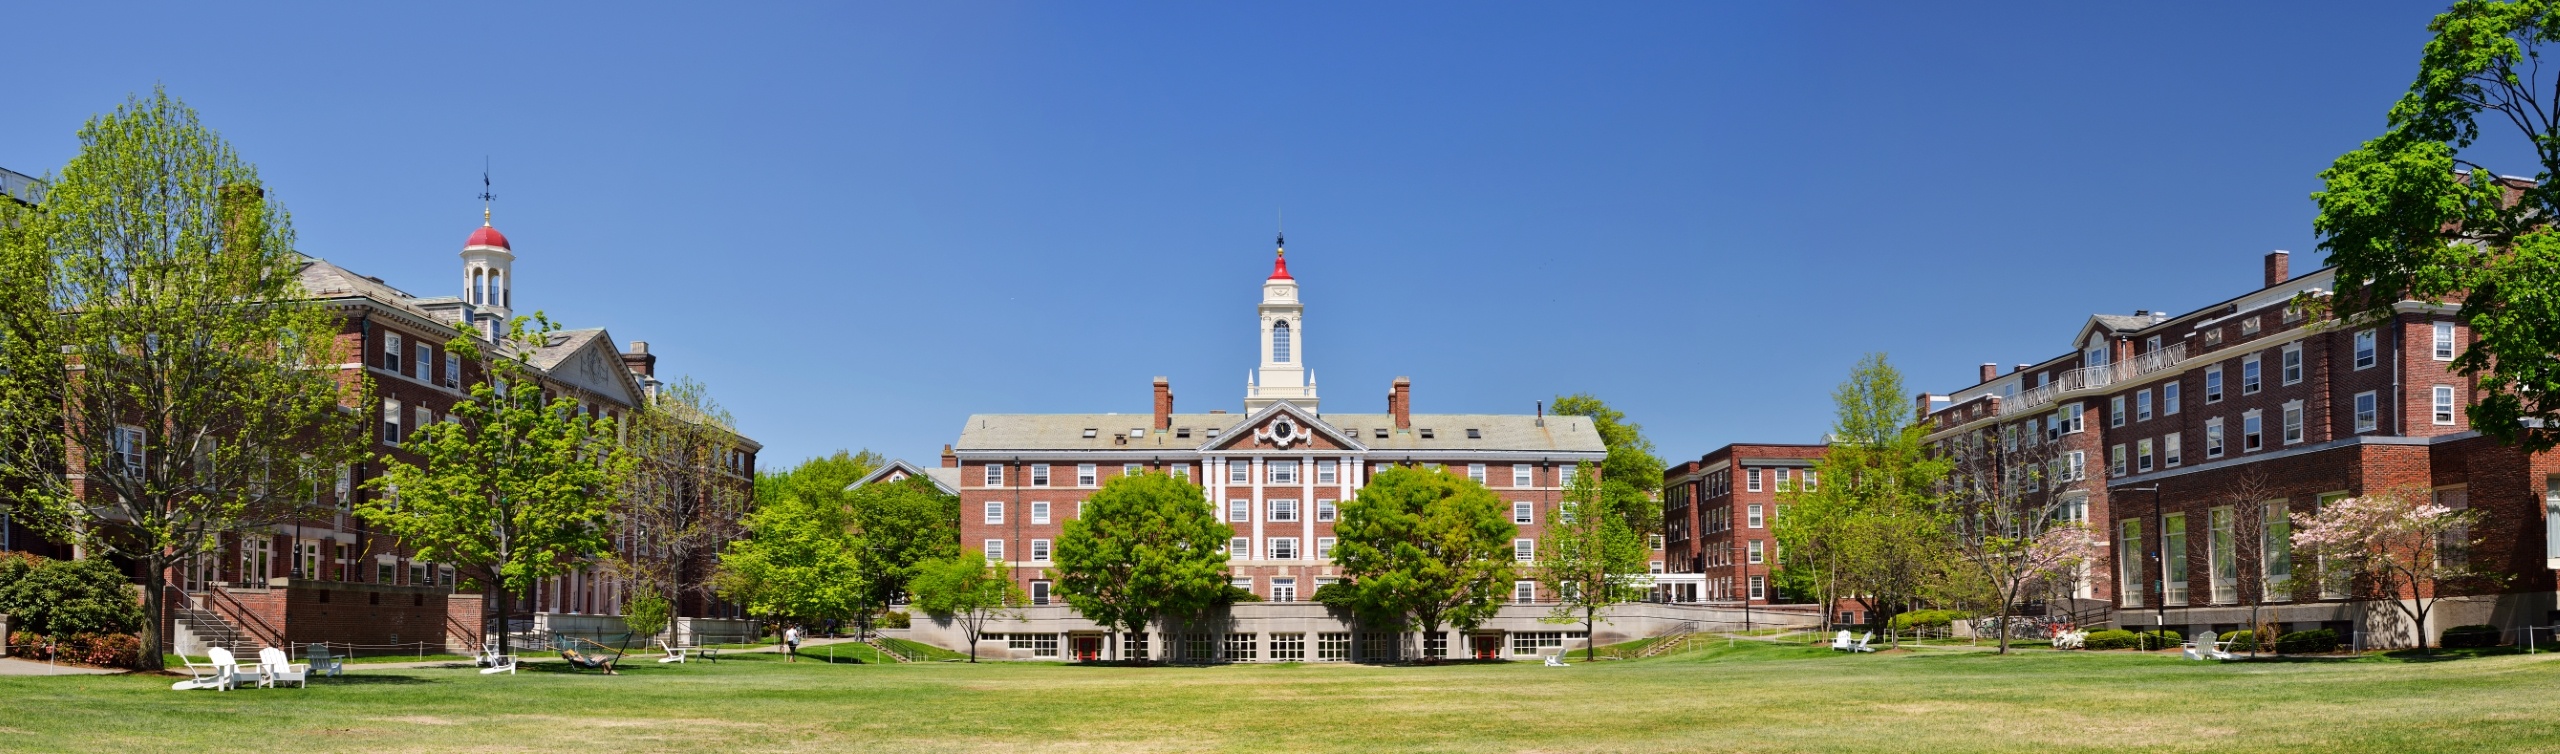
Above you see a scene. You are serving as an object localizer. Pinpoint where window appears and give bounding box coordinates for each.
[1120,463,1140,479]
[2164,433,2182,467]
[2354,391,2378,432]
[2434,385,2458,425]
[1559,466,1577,488]
[1512,502,1534,525]
[1318,460,1338,484]
[1748,575,1766,601]
[1269,499,1298,522]
[2355,329,2377,369]
[2164,382,2180,415]
[1514,581,1537,602]
[1804,470,1818,490]
[1171,464,1190,481]
[1030,501,1049,524]
[2434,322,2457,361]
[2242,410,2263,452]
[1746,469,1763,492]
[1317,499,1336,522]
[2135,389,2152,422]
[1775,468,1793,490]
[2109,396,2125,427]
[984,540,1004,562]
[2109,444,2126,477]
[112,425,145,473]
[2136,438,2153,473]
[1228,501,1250,523]
[2241,355,2261,394]
[2279,343,2302,385]
[1317,633,1350,661]
[1747,540,1764,564]
[1272,320,1291,363]
[1466,428,1482,439]
[1467,464,1486,483]
[1513,539,1535,562]
[1316,537,1335,560]
[2317,491,2354,599]
[1270,632,1305,660]
[1558,501,1578,524]
[1268,537,1298,561]
[1649,534,1665,551]
[1077,464,1097,486]
[1229,462,1249,484]
[2282,401,2304,444]
[2118,520,2142,608]
[382,398,402,445]
[1512,465,1532,487]
[1031,464,1051,487]
[2066,451,2085,481]
[2058,403,2084,434]
[983,464,1003,486]
[415,344,433,381]
[1509,631,1582,656]
[2205,366,2224,403]
[1229,537,1251,559]
[2263,500,2293,601]
[443,352,459,387]
[2206,418,2226,458]
[1747,504,1764,528]
[2209,506,2237,604]
[1030,539,1051,563]
[383,333,402,371]
[2165,513,2189,607]
[983,502,1003,524]
[1268,461,1297,484]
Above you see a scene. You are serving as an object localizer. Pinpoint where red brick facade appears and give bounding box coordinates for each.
[1662,443,1826,605]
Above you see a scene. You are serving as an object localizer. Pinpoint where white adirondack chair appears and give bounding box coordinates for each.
[477,638,518,675]
[1852,632,1877,653]
[1830,630,1854,651]
[1543,653,1569,667]
[2206,640,2237,661]
[257,647,309,689]
[171,650,237,691]
[658,639,688,664]
[305,644,343,678]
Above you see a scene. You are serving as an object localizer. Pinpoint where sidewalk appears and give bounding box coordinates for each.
[0,657,120,676]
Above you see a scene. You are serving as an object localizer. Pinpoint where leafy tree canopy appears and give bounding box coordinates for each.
[1551,394,1666,538]
[1051,471,1232,640]
[1329,467,1516,646]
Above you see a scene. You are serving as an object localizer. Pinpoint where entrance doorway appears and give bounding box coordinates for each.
[1470,633,1502,660]
[1072,635,1103,662]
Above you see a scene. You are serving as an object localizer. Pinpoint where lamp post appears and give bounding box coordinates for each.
[2121,484,2166,638]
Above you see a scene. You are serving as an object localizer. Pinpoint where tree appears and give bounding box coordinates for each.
[847,473,959,636]
[363,316,629,661]
[1050,471,1231,661]
[2290,488,2494,653]
[2312,1,2560,451]
[0,90,365,669]
[2214,470,2289,657]
[1777,354,1950,645]
[1534,462,1649,661]
[611,377,752,624]
[1551,394,1667,539]
[1328,467,1516,662]
[0,553,144,637]
[622,593,673,643]
[714,471,867,631]
[909,551,1025,662]
[1938,388,2094,654]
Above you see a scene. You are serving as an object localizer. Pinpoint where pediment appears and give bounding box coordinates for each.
[1200,401,1364,453]
[548,337,642,408]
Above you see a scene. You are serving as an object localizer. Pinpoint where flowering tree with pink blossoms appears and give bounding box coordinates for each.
[2289,489,2493,653]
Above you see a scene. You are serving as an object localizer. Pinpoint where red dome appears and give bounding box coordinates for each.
[1269,253,1292,281]
[465,224,510,250]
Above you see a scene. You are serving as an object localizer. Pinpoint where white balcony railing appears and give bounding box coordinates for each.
[1998,342,2189,417]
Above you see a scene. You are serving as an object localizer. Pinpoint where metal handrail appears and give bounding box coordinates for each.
[205,585,286,648]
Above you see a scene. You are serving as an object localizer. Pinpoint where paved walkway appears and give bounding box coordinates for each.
[0,657,120,676]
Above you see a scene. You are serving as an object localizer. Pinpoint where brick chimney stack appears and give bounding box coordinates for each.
[940,444,957,468]
[622,341,657,377]
[1979,363,1998,384]
[1389,377,1413,429]
[1915,392,1936,421]
[2264,250,2290,288]
[1151,377,1174,430]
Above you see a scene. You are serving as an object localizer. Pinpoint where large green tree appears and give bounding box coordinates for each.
[2312,0,2560,451]
[1551,394,1666,539]
[1534,462,1650,661]
[909,550,1024,662]
[1776,354,1950,642]
[612,377,752,620]
[714,473,867,631]
[1050,471,1231,662]
[363,316,630,660]
[0,90,364,669]
[1327,467,1516,662]
[847,473,959,635]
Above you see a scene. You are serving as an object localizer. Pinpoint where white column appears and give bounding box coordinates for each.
[1249,456,1264,561]
[1300,453,1315,561]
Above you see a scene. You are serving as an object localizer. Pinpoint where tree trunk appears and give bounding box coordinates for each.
[1584,605,1597,662]
[1995,583,2013,655]
[494,581,513,659]
[138,559,168,670]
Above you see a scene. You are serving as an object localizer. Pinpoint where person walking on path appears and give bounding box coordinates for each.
[784,625,801,662]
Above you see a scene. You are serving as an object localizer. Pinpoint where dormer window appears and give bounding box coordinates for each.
[1131,428,1145,438]
[1272,320,1292,363]
[1081,428,1098,439]
[1419,428,1436,439]
[1465,428,1482,439]
[1374,428,1388,438]
[1177,428,1193,438]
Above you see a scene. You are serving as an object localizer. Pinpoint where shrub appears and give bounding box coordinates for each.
[2442,624,2502,649]
[2276,629,2340,654]
[0,555,144,637]
[7,631,140,668]
[2219,630,2262,651]
[623,594,673,639]
[1889,609,1969,631]
[880,610,911,629]
[2136,630,2183,651]
[2082,629,2141,650]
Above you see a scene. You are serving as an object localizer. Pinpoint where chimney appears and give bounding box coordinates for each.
[1978,363,1998,384]
[940,444,957,468]
[2015,363,2029,375]
[2264,250,2290,288]
[1151,377,1174,430]
[1536,400,1545,428]
[621,341,657,377]
[1389,377,1413,429]
[1915,392,1936,421]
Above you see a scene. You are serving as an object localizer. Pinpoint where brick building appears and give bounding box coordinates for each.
[1661,443,1826,607]
[1920,251,2558,645]
[939,238,1612,660]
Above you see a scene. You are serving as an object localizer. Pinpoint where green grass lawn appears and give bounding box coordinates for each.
[11,640,2560,752]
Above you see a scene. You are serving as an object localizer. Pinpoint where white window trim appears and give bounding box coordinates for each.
[2434,385,2459,425]
[2282,400,2305,445]
[1031,501,1050,525]
[2355,329,2379,370]
[2281,342,2304,386]
[2434,322,2457,361]
[984,502,1004,525]
[2354,390,2379,433]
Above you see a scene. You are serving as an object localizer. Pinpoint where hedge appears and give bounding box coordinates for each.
[2442,624,2502,649]
[0,553,145,637]
[2137,630,2183,651]
[2219,630,2271,652]
[880,611,911,629]
[1889,610,1969,631]
[2082,629,2142,650]
[2276,629,2340,654]
[7,631,141,668]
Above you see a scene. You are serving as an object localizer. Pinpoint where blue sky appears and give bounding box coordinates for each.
[1,3,2451,468]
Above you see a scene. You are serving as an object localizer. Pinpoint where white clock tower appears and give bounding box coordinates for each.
[1245,233,1318,412]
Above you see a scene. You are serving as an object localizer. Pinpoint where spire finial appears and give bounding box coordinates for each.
[479,159,496,225]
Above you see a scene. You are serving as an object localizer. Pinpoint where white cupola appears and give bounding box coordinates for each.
[1245,233,1317,412]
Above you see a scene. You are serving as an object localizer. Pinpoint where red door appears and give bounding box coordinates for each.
[1073,636,1102,662]
[1471,634,1502,660]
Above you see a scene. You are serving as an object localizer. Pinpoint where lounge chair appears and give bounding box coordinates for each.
[658,639,689,664]
[171,649,240,691]
[256,647,309,689]
[1830,630,1854,651]
[1852,632,1877,653]
[2206,640,2237,661]
[477,638,517,675]
[305,644,344,678]
[1543,653,1568,667]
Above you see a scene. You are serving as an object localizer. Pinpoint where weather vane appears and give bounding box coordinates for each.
[480,158,496,221]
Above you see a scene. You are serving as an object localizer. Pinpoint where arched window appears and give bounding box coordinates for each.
[469,269,483,304]
[1272,320,1292,363]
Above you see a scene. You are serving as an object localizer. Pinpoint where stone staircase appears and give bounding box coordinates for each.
[172,606,257,656]
[863,636,912,663]
[1635,621,1701,659]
